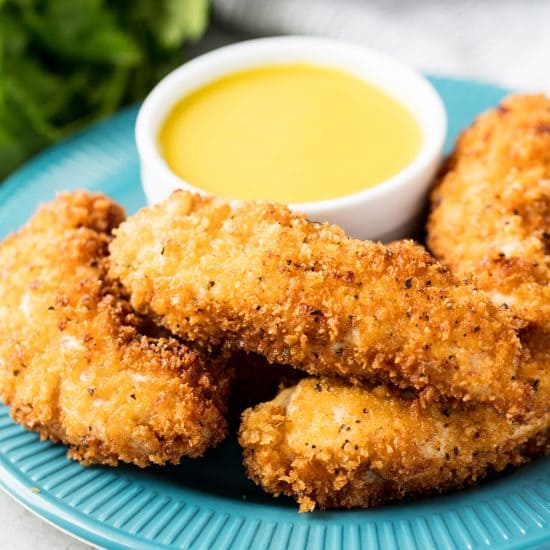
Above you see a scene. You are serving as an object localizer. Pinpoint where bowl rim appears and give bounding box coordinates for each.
[136,35,447,213]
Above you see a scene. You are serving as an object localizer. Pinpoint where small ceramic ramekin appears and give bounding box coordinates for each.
[136,36,447,241]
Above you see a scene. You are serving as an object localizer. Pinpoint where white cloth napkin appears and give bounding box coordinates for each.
[212,0,550,93]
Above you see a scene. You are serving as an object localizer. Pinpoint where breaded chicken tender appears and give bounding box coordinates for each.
[428,94,550,329]
[109,191,530,416]
[240,95,550,512]
[428,94,550,453]
[0,192,230,467]
[240,372,548,512]
[518,327,550,456]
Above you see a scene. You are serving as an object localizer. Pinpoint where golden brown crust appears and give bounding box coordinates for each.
[0,192,231,467]
[428,93,550,456]
[239,376,546,512]
[239,94,550,512]
[109,191,531,417]
[516,326,550,457]
[428,94,550,330]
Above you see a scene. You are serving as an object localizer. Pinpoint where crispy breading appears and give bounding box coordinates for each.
[428,94,550,330]
[239,369,548,512]
[109,191,530,416]
[428,94,550,455]
[518,326,550,456]
[240,95,550,512]
[0,192,231,467]
[239,305,549,513]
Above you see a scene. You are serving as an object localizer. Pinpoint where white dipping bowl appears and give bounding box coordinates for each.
[136,36,447,241]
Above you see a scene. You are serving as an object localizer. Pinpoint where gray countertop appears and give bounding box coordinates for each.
[0,490,89,549]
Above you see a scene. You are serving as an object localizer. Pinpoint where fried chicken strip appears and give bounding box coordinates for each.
[240,368,548,512]
[428,94,550,329]
[0,192,230,467]
[428,94,550,452]
[518,327,550,456]
[109,191,530,416]
[240,95,550,512]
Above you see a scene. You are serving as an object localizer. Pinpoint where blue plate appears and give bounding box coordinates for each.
[0,77,548,550]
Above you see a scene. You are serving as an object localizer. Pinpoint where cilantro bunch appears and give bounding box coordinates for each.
[0,0,209,178]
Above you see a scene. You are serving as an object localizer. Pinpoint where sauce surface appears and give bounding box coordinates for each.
[159,63,422,203]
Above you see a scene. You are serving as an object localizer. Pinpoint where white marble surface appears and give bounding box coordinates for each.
[0,490,89,549]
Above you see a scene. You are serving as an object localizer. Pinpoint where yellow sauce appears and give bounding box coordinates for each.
[159,63,422,203]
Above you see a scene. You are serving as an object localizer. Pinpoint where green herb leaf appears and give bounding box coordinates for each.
[0,0,210,179]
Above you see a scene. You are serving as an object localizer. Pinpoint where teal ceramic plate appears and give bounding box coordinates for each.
[0,77,548,550]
